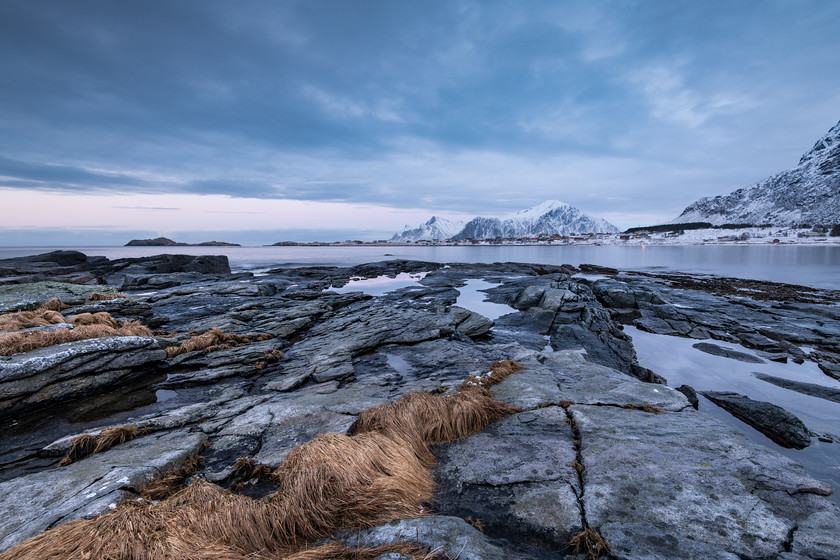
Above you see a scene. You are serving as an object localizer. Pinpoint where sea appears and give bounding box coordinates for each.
[1,244,839,290]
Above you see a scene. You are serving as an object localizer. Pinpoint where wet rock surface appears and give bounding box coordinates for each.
[702,391,813,449]
[0,253,838,559]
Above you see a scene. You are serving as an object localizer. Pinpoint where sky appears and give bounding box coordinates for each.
[1,0,839,245]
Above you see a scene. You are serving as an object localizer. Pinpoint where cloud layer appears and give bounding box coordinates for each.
[1,0,839,241]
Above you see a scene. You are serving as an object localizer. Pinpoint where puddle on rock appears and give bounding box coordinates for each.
[455,278,513,320]
[326,272,428,296]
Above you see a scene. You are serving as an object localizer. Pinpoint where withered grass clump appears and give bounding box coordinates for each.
[569,527,611,560]
[351,386,520,467]
[231,456,276,490]
[164,328,272,358]
[58,425,150,467]
[69,312,119,328]
[0,309,66,331]
[139,455,205,501]
[264,349,284,361]
[459,359,524,390]
[86,292,127,302]
[2,362,522,560]
[621,404,666,414]
[0,320,153,356]
[39,297,71,312]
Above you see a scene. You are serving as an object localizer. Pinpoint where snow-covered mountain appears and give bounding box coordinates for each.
[674,120,840,226]
[391,200,618,242]
[390,216,465,243]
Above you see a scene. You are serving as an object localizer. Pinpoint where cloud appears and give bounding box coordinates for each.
[1,0,839,245]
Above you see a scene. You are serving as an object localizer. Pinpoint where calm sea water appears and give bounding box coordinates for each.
[1,245,838,290]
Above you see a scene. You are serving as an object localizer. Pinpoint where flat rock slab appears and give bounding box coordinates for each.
[692,342,765,363]
[573,404,834,560]
[0,429,207,551]
[702,390,812,449]
[754,372,840,404]
[434,407,582,553]
[0,336,166,419]
[351,516,513,560]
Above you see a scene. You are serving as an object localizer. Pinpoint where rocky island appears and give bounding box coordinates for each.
[0,251,838,559]
[125,237,240,247]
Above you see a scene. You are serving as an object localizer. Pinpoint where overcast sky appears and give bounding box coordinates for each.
[1,0,839,245]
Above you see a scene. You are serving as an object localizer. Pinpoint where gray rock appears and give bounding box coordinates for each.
[0,429,207,551]
[511,285,547,310]
[352,516,515,560]
[675,384,699,409]
[702,391,813,449]
[273,300,451,385]
[449,306,494,338]
[692,342,765,363]
[435,407,582,552]
[790,510,840,558]
[754,372,840,404]
[574,404,831,559]
[0,336,166,419]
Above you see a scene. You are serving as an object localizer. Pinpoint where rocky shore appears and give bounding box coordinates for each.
[0,250,838,559]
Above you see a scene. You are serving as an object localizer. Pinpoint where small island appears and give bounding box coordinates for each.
[125,237,240,247]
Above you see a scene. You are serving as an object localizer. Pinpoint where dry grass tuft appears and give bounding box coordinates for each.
[164,328,272,358]
[231,456,276,489]
[351,386,519,467]
[274,431,435,539]
[622,404,666,414]
[138,455,205,501]
[39,297,70,311]
[58,425,150,467]
[0,308,66,331]
[70,312,119,328]
[85,292,127,302]
[264,349,284,362]
[1,362,523,560]
[571,460,585,474]
[569,527,611,560]
[459,359,524,390]
[0,321,153,356]
[464,516,485,533]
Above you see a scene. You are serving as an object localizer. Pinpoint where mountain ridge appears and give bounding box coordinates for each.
[673,120,840,226]
[391,200,619,242]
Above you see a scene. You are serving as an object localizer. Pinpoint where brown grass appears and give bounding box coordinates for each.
[58,426,150,467]
[0,309,66,331]
[0,321,153,356]
[569,527,611,560]
[1,363,522,560]
[138,455,205,501]
[231,456,276,490]
[351,386,520,467]
[164,328,272,358]
[459,359,524,390]
[86,292,127,302]
[621,404,666,414]
[70,312,119,328]
[264,349,284,361]
[39,297,70,311]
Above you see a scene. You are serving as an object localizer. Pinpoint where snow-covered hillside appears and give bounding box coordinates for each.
[391,200,619,242]
[674,120,840,226]
[389,216,465,243]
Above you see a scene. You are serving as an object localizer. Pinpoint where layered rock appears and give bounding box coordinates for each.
[0,255,838,559]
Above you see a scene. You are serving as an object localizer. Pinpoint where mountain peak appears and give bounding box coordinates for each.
[391,200,618,242]
[674,119,840,226]
[504,200,571,220]
[799,119,840,166]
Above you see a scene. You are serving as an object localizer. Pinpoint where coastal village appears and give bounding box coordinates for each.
[277,225,840,248]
